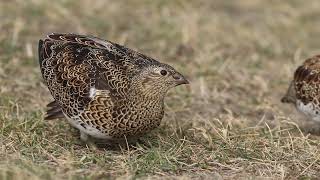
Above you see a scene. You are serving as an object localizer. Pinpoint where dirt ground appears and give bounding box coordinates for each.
[1,0,320,179]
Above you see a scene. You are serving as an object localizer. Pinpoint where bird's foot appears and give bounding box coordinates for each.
[80,131,98,150]
[136,138,152,149]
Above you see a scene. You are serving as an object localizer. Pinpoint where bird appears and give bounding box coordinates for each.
[38,33,189,142]
[281,55,320,122]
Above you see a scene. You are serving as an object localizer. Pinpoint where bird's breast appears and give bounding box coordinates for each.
[296,100,320,122]
[106,100,164,137]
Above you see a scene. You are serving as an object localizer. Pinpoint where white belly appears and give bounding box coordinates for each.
[296,100,320,122]
[64,113,113,140]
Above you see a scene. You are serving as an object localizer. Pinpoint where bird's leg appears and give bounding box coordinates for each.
[136,138,152,148]
[80,131,89,142]
[80,131,97,149]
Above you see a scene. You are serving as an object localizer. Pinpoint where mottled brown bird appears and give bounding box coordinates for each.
[282,55,320,122]
[39,33,189,142]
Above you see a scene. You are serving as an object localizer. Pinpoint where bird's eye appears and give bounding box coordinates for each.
[160,70,167,76]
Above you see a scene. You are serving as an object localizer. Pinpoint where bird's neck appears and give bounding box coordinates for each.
[127,91,164,106]
[128,84,167,102]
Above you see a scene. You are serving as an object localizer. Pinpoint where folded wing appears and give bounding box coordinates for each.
[39,33,147,118]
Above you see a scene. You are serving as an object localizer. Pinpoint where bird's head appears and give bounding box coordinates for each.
[131,63,189,100]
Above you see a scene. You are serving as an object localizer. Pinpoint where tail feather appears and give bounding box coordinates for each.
[45,101,65,120]
[45,112,65,120]
[47,100,59,107]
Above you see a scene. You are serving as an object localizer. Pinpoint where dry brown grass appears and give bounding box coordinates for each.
[1,0,320,179]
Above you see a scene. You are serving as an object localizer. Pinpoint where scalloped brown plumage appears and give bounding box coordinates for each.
[282,55,320,122]
[39,33,189,141]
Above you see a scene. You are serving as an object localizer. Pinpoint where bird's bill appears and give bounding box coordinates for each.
[281,81,296,104]
[172,73,189,86]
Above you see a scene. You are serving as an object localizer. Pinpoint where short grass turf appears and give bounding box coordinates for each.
[1,0,320,179]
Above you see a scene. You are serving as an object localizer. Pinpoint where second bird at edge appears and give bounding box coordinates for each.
[282,55,320,122]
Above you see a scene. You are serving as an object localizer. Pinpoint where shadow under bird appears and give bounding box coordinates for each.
[281,55,320,122]
[38,33,189,142]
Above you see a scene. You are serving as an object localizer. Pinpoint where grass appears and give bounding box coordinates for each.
[1,0,320,179]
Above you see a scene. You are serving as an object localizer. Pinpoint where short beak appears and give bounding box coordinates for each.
[172,73,189,86]
[281,95,295,104]
[281,96,289,103]
[281,81,296,104]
